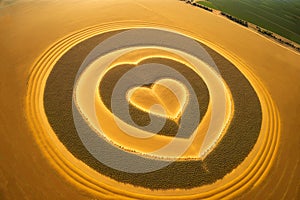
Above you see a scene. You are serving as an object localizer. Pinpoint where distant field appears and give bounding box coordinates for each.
[197,0,300,44]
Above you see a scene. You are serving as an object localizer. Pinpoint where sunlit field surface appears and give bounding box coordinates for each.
[0,0,299,199]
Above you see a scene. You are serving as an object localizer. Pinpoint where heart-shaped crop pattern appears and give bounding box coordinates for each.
[98,55,210,138]
[127,78,188,122]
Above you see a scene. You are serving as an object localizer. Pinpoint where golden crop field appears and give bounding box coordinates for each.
[0,0,299,199]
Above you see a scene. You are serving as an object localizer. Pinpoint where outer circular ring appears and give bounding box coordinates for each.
[26,21,280,199]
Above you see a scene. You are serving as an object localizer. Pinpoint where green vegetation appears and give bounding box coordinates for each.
[195,0,300,44]
[197,1,218,10]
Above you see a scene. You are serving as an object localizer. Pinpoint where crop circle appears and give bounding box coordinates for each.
[26,23,280,199]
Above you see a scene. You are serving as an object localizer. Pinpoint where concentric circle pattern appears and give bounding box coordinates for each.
[26,22,280,199]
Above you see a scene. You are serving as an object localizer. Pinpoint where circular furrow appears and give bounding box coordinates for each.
[26,21,280,199]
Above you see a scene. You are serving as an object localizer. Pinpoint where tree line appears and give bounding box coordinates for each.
[221,12,248,27]
[256,26,300,52]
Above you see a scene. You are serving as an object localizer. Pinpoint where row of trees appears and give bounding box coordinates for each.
[191,2,213,12]
[186,1,248,27]
[221,12,248,27]
[256,26,300,52]
[181,0,213,12]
